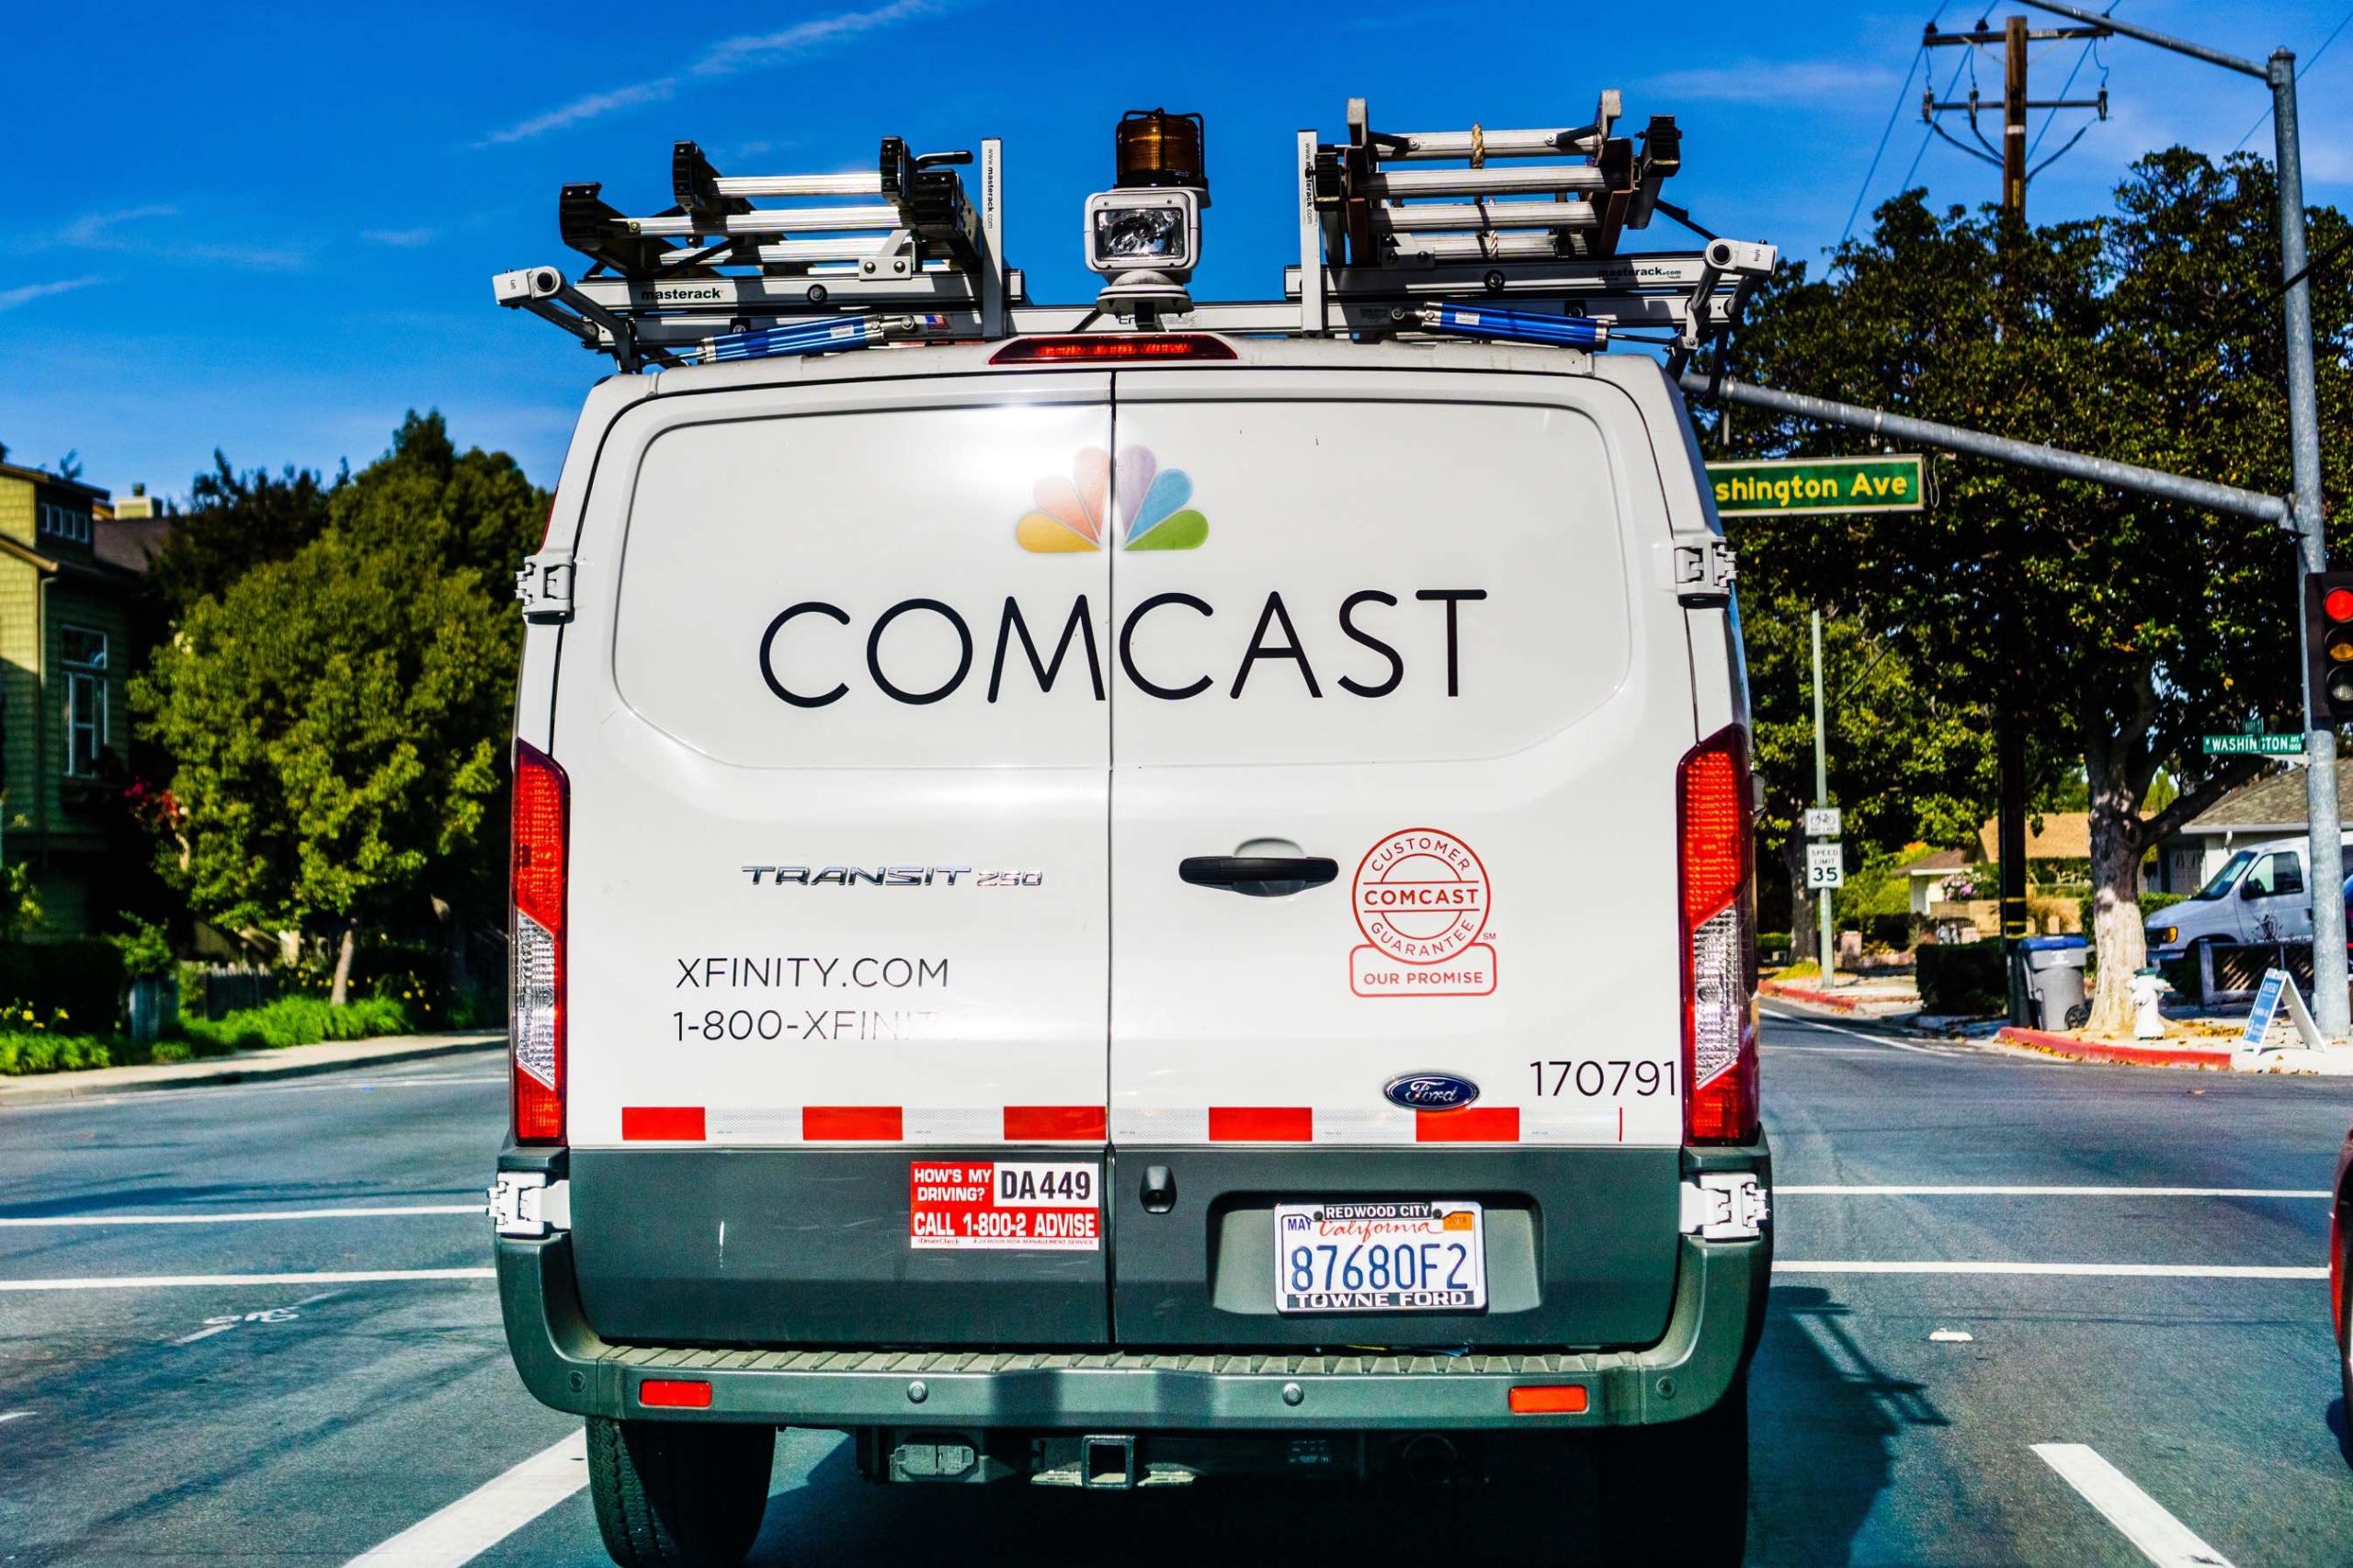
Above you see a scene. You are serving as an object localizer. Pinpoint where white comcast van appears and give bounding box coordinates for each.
[490,105,1770,1568]
[493,335,1769,1564]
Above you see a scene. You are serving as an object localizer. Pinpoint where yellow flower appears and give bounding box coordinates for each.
[17,1010,29,1023]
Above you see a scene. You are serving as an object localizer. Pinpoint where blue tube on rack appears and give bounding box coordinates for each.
[1413,303,1608,350]
[694,312,947,364]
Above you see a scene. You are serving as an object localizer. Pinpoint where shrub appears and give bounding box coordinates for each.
[177,995,413,1054]
[1918,940,2007,1016]
[1861,914,1914,952]
[0,941,124,1034]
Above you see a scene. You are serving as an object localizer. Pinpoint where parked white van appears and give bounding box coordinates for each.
[2146,832,2353,960]
[490,103,1773,1568]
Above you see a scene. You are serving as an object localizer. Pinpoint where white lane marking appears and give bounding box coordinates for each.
[170,1322,238,1345]
[0,1268,494,1293]
[0,1204,483,1227]
[0,1409,31,1424]
[1779,1186,2329,1199]
[1758,1008,1974,1057]
[2033,1443,2238,1568]
[345,1428,587,1567]
[1928,1329,1974,1343]
[1777,1261,2325,1279]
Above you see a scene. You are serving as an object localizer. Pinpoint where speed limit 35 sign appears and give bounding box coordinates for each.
[1805,842,1845,890]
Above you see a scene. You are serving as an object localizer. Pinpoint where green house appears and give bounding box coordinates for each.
[0,459,155,936]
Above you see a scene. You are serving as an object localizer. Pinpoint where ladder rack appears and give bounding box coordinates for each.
[494,96,1772,369]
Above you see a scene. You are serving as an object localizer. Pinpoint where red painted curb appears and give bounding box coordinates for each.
[1759,980,1862,1012]
[1995,1026,2234,1070]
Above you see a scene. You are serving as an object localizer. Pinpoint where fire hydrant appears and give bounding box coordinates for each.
[2129,967,2170,1040]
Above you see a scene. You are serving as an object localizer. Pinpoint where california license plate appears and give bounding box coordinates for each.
[1273,1200,1486,1313]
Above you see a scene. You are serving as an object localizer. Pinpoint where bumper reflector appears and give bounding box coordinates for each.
[1507,1385,1589,1415]
[639,1380,713,1409]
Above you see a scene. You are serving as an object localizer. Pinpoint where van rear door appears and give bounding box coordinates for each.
[1104,368,1693,1347]
[557,373,1115,1345]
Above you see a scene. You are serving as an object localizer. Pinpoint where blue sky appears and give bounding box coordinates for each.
[2,0,2347,499]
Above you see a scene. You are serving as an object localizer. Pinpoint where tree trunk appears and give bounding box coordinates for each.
[2082,752,2146,1038]
[329,920,358,1007]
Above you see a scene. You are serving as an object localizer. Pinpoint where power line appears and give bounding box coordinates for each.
[2233,2,2353,153]
[1842,44,1929,246]
[1900,44,1977,194]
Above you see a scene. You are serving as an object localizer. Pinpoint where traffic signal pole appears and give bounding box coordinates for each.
[1813,609,1836,986]
[2274,56,2346,1038]
[2018,0,2343,1036]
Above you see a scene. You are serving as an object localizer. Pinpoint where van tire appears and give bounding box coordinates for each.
[586,1415,775,1568]
[1594,1372,1747,1566]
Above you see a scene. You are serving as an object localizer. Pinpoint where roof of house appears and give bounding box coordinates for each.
[2177,760,2353,835]
[1973,812,2090,862]
[1904,848,1973,876]
[0,458,108,504]
[94,515,169,576]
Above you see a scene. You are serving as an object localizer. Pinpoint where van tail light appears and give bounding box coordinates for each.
[511,740,569,1145]
[1678,726,1758,1144]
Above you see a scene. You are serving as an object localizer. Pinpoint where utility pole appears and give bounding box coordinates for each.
[1923,12,2109,1016]
[1812,610,1836,985]
[2012,0,2345,1038]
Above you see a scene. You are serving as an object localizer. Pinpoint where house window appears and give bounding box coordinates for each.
[61,626,108,778]
[37,502,92,546]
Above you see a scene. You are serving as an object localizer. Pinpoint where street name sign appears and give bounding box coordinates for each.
[2201,733,2304,756]
[1708,455,1927,517]
[1805,843,1846,890]
[1803,807,1843,837]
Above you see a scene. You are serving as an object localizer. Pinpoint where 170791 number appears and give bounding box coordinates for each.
[1529,1059,1677,1096]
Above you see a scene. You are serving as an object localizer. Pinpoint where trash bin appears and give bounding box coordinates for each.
[2019,935,2088,1030]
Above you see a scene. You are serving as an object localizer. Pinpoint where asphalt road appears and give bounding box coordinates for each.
[0,1018,2348,1566]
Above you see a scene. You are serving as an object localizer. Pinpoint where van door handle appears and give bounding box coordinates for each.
[1177,857,1339,897]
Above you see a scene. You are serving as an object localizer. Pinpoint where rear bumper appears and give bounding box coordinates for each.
[494,1147,1770,1433]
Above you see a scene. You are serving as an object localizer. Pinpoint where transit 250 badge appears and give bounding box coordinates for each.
[1349,827,1496,998]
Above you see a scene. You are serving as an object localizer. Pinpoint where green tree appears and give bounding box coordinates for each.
[148,454,340,616]
[1720,150,2352,1030]
[131,415,545,1001]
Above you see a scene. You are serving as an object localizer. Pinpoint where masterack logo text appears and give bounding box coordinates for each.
[756,447,1486,709]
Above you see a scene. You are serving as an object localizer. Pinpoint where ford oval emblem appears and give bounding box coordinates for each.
[1383,1073,1480,1112]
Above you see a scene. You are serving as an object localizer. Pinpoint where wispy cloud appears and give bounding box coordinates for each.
[62,204,178,245]
[482,0,944,146]
[0,277,103,312]
[362,227,438,248]
[1640,60,1901,108]
[37,204,312,272]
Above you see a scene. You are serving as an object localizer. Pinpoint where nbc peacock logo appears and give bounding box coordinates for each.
[1016,446,1207,553]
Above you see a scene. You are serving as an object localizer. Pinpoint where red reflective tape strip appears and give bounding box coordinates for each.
[802,1106,904,1141]
[1003,1106,1108,1142]
[620,1106,706,1142]
[1508,1384,1588,1415]
[1208,1107,1313,1142]
[1415,1108,1520,1143]
[639,1379,712,1409]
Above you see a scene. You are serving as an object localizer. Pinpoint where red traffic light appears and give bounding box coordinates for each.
[2325,587,2353,622]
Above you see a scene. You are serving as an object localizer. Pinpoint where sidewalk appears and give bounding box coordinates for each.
[0,1032,502,1107]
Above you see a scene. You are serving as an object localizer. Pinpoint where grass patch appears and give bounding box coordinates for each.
[2,994,417,1075]
[0,1034,116,1074]
[177,995,413,1054]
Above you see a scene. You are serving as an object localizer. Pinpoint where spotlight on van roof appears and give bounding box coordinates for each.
[1088,108,1207,323]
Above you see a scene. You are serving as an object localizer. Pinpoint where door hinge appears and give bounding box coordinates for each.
[517,547,574,624]
[1679,1173,1768,1240]
[1670,536,1735,608]
[490,1171,571,1238]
